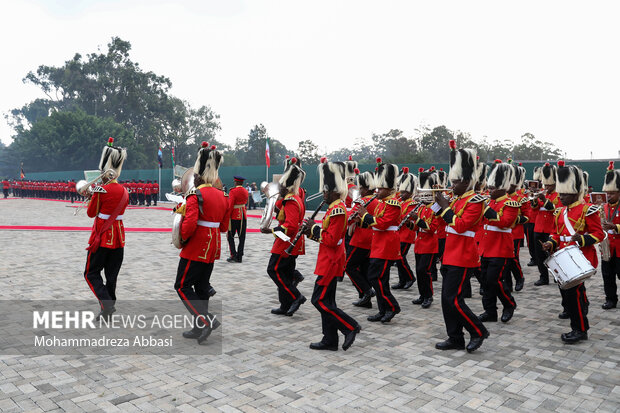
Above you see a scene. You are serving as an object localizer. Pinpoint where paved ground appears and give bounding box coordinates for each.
[0,198,619,412]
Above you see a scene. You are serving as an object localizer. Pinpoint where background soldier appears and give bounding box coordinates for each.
[227,176,249,263]
[601,162,620,309]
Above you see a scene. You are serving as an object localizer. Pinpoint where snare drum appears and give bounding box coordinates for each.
[544,245,596,290]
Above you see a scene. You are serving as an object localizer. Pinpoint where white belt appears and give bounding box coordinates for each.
[446,226,475,238]
[98,213,124,220]
[540,207,549,211]
[559,235,573,242]
[608,230,616,234]
[484,224,512,233]
[337,239,343,245]
[197,220,220,228]
[373,226,398,232]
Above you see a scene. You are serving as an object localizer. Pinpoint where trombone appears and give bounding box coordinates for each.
[305,191,323,202]
[73,169,117,215]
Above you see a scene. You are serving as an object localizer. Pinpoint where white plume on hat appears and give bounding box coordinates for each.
[602,161,620,192]
[487,161,514,191]
[397,167,417,194]
[279,156,305,194]
[541,162,557,185]
[375,162,399,190]
[98,137,127,178]
[318,158,348,200]
[193,141,223,185]
[555,161,583,199]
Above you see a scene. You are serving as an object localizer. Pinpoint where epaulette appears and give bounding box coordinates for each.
[553,208,562,216]
[186,188,197,197]
[385,198,400,207]
[586,204,600,216]
[519,198,528,206]
[504,200,521,208]
[91,185,107,194]
[329,207,346,217]
[469,194,486,203]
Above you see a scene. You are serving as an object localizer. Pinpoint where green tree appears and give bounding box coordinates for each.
[233,124,290,166]
[296,139,321,165]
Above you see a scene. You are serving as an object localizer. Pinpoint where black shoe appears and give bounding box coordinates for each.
[558,311,570,319]
[182,328,201,339]
[309,341,338,351]
[197,318,220,344]
[435,337,465,350]
[293,273,304,287]
[602,301,617,310]
[561,330,588,344]
[271,307,288,315]
[381,308,400,323]
[286,295,307,316]
[367,312,385,322]
[392,282,405,290]
[421,298,433,309]
[369,289,376,297]
[342,325,361,351]
[515,279,524,292]
[534,278,549,286]
[501,306,515,323]
[353,292,372,308]
[403,280,414,289]
[412,296,424,305]
[526,259,536,267]
[478,312,498,322]
[466,331,490,353]
[236,257,242,263]
[208,286,216,297]
[226,257,237,263]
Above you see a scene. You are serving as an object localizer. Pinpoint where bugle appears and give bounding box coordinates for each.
[285,200,326,255]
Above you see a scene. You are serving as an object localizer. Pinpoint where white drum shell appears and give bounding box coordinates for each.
[544,245,596,290]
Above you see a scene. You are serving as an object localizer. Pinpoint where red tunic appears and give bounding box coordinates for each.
[399,198,417,244]
[271,193,305,256]
[228,185,249,220]
[86,181,129,249]
[2,180,8,189]
[479,195,519,258]
[549,201,605,268]
[509,190,526,240]
[345,182,356,209]
[533,191,559,233]
[603,202,620,256]
[412,205,439,254]
[309,200,347,285]
[439,190,485,268]
[361,194,402,260]
[349,196,377,249]
[179,185,231,263]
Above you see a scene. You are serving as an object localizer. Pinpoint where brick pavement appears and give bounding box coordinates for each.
[0,198,619,412]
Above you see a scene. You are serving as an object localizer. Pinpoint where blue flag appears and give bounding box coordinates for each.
[157,148,163,168]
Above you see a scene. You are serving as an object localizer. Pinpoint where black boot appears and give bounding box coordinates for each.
[435,337,465,350]
[367,312,385,322]
[353,292,372,308]
[421,297,433,309]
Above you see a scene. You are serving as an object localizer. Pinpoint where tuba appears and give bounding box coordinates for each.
[171,168,196,249]
[259,181,281,231]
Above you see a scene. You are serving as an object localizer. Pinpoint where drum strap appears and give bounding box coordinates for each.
[563,208,576,237]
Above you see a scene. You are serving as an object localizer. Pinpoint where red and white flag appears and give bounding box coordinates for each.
[265,138,270,167]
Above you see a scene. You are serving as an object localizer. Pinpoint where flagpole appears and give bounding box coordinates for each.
[158,166,161,202]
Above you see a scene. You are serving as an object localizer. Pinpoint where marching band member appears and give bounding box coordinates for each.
[532,162,559,286]
[525,167,541,267]
[472,161,489,296]
[305,160,361,351]
[433,140,489,353]
[345,170,377,308]
[356,160,402,323]
[261,157,307,316]
[506,163,528,292]
[477,161,519,323]
[83,138,129,321]
[174,142,230,344]
[601,162,620,309]
[542,162,604,343]
[152,179,159,206]
[393,168,417,290]
[434,168,448,281]
[2,178,9,198]
[227,176,249,263]
[409,168,440,308]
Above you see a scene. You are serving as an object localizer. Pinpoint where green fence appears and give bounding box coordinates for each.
[22,160,617,210]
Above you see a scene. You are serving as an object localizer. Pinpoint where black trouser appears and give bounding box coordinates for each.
[505,239,525,290]
[84,247,124,311]
[146,194,151,206]
[440,265,488,340]
[131,192,137,205]
[601,253,620,303]
[534,232,550,281]
[432,238,445,279]
[345,245,371,297]
[138,193,145,205]
[559,283,589,332]
[267,253,301,309]
[227,218,246,260]
[396,242,415,284]
[2,188,7,198]
[153,193,158,206]
[415,253,435,299]
[70,192,76,203]
[524,223,535,261]
[481,257,516,314]
[174,258,215,327]
[368,258,400,314]
[311,276,359,345]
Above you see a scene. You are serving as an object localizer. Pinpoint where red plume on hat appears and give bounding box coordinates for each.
[285,155,290,160]
[518,162,522,166]
[418,167,424,173]
[449,139,456,150]
[494,159,502,164]
[608,161,614,170]
[107,137,114,146]
[439,167,443,171]
[291,157,298,164]
[320,156,327,164]
[376,157,382,164]
[354,168,360,174]
[201,141,209,148]
[557,160,565,167]
[402,167,409,174]
[545,162,550,167]
[348,155,353,161]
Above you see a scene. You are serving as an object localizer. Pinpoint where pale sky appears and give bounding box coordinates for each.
[1,0,619,160]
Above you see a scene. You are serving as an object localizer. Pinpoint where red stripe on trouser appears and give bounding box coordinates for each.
[378,260,396,311]
[400,244,414,280]
[84,251,104,310]
[177,260,208,326]
[426,255,434,295]
[344,247,362,292]
[576,286,586,331]
[513,243,523,279]
[497,260,515,307]
[275,255,296,299]
[455,268,482,336]
[318,283,354,331]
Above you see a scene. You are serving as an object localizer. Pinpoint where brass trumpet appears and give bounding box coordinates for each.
[73,169,117,215]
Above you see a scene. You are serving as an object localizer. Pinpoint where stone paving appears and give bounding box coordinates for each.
[0,198,619,412]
